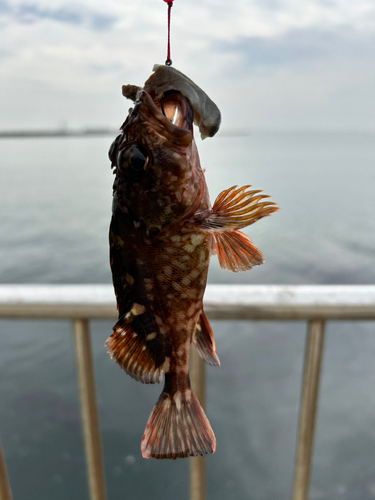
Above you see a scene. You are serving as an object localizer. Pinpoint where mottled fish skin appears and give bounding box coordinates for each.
[106,65,278,459]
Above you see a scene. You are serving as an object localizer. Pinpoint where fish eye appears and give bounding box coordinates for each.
[118,144,149,173]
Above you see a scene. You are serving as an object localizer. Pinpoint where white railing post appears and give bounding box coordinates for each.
[0,439,12,500]
[292,320,325,500]
[189,345,206,500]
[73,319,107,500]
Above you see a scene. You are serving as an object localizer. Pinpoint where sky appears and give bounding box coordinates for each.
[0,0,374,132]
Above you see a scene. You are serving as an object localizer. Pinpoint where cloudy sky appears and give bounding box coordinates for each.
[0,0,374,132]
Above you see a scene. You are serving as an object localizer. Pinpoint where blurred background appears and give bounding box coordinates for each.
[0,0,375,499]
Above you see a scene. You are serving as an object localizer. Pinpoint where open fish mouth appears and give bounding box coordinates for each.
[160,90,194,131]
[134,89,194,145]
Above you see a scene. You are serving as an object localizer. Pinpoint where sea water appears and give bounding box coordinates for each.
[0,132,375,500]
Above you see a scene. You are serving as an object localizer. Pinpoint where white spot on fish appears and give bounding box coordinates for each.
[177,348,185,358]
[181,276,191,286]
[162,266,172,278]
[171,259,186,270]
[155,316,163,326]
[144,278,153,290]
[125,273,134,285]
[134,221,140,228]
[190,269,200,280]
[146,332,157,341]
[131,303,145,315]
[183,244,195,253]
[191,233,204,247]
[173,391,182,411]
[170,235,181,243]
[162,357,170,372]
[187,303,196,317]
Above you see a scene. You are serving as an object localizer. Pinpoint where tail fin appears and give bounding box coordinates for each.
[141,390,216,459]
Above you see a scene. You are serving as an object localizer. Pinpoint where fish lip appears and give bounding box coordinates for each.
[136,90,193,143]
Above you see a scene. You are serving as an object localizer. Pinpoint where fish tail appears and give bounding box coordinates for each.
[141,389,216,459]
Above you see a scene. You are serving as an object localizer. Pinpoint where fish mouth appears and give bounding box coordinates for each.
[136,90,194,145]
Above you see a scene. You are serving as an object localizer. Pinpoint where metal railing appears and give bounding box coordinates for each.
[0,284,375,500]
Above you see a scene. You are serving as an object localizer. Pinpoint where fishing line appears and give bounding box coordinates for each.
[163,0,174,66]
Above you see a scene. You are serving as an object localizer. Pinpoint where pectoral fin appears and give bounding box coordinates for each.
[202,185,278,232]
[213,230,264,272]
[198,185,278,272]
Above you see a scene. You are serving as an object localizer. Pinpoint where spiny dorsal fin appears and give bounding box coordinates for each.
[193,311,220,366]
[214,230,264,272]
[106,308,167,384]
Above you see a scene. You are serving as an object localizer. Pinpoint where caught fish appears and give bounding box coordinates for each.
[106,64,278,459]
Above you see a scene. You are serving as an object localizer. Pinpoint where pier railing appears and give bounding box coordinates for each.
[1,284,375,500]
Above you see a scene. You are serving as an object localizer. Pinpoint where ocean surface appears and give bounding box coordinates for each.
[0,132,375,500]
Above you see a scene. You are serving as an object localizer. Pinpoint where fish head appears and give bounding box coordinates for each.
[109,87,208,237]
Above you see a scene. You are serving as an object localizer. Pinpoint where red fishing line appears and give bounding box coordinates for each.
[164,0,174,66]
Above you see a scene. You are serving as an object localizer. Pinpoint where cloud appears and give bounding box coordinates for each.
[0,1,116,30]
[0,0,10,15]
[16,4,83,25]
[213,26,375,73]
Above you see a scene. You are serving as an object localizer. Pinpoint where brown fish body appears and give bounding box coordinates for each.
[106,65,278,459]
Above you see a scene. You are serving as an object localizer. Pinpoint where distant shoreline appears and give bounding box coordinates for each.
[0,128,119,138]
[0,128,373,139]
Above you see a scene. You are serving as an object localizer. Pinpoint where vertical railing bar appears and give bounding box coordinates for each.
[73,319,107,500]
[189,345,206,500]
[291,319,325,500]
[0,439,13,500]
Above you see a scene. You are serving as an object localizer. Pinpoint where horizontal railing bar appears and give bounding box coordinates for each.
[0,285,375,320]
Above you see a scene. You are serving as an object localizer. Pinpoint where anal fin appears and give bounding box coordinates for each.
[214,230,264,272]
[106,312,164,384]
[193,311,220,366]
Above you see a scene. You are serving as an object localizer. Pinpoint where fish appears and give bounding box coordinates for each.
[106,64,278,460]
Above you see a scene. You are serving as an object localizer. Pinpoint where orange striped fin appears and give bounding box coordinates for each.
[141,390,216,459]
[203,185,278,231]
[214,230,264,272]
[193,311,220,366]
[106,313,165,384]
